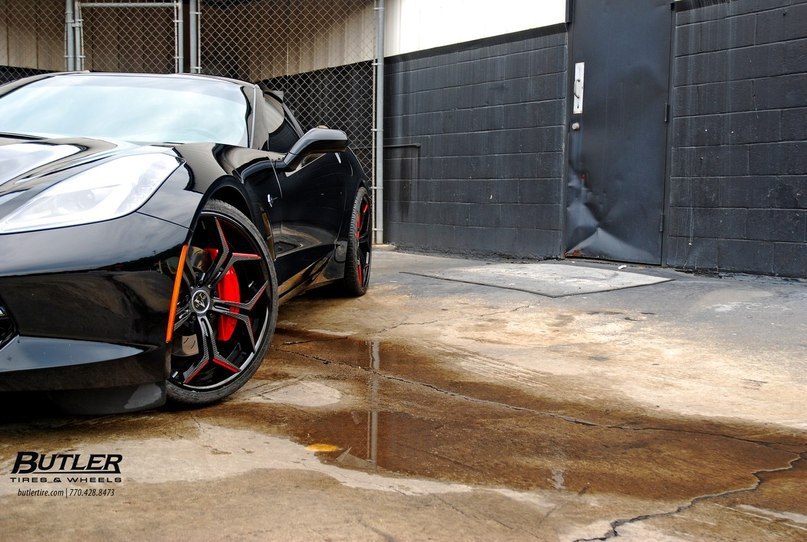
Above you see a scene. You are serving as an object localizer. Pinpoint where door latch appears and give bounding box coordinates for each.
[573,62,585,115]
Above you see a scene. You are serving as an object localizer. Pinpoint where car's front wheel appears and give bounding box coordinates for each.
[167,200,278,405]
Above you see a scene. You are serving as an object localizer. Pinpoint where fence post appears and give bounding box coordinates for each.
[175,1,184,73]
[189,0,200,73]
[374,0,385,244]
[65,0,75,71]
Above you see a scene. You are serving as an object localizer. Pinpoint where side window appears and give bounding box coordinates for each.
[263,95,299,154]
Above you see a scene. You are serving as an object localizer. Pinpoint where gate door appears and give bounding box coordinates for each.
[75,0,183,74]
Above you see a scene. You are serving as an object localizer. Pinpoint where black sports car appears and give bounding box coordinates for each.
[0,72,372,413]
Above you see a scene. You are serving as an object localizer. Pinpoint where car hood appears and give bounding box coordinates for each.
[0,135,176,214]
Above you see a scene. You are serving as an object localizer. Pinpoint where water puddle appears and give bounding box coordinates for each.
[211,328,807,505]
[0,327,804,518]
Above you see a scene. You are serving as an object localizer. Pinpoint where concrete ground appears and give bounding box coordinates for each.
[1,248,805,541]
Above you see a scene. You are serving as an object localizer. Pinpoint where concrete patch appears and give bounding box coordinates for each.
[241,380,344,408]
[405,263,671,297]
[140,422,479,497]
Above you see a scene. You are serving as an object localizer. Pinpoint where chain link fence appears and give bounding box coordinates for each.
[198,0,376,177]
[1,0,377,179]
[0,0,65,81]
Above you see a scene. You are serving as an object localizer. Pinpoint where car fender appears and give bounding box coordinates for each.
[139,149,276,253]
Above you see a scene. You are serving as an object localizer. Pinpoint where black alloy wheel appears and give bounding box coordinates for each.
[337,187,372,297]
[167,200,278,405]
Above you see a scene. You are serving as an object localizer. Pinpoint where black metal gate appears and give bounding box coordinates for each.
[565,0,672,264]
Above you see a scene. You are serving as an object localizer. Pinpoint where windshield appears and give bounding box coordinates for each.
[0,74,250,146]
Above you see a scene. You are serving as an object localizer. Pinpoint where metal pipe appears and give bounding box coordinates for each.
[175,1,184,73]
[373,0,385,244]
[189,0,200,73]
[75,2,84,71]
[79,2,177,7]
[65,0,75,71]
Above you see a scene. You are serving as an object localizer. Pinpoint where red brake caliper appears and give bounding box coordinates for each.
[204,248,240,342]
[356,201,369,240]
[356,201,369,283]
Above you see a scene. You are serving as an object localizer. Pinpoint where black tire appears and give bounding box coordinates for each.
[336,187,372,297]
[167,200,278,405]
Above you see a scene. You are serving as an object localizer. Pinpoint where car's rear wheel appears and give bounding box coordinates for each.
[336,186,371,297]
[167,200,278,405]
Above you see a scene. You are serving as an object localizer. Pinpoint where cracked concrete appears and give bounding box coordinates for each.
[575,453,806,541]
[1,250,805,540]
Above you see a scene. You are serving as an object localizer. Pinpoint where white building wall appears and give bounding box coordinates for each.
[384,0,568,57]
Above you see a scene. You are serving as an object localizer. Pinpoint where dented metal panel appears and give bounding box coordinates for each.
[565,0,672,264]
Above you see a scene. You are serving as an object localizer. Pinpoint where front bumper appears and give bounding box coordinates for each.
[0,211,188,409]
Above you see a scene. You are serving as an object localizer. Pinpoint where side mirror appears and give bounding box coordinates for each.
[278,127,348,170]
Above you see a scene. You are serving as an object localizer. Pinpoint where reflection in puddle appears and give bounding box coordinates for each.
[369,339,380,467]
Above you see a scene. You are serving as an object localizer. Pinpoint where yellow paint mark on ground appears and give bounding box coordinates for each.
[306,443,341,453]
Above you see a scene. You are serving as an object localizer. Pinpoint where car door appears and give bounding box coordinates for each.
[247,94,347,287]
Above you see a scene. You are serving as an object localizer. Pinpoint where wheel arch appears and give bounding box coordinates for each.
[209,185,252,221]
[337,150,372,245]
[189,178,274,249]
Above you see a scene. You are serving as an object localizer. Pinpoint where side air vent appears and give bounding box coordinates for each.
[0,303,15,348]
